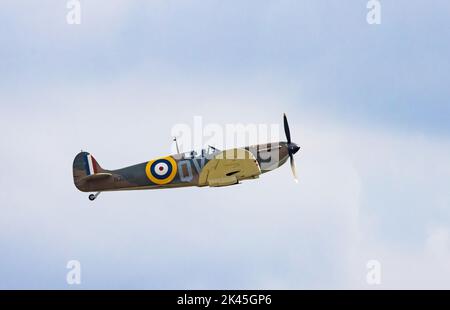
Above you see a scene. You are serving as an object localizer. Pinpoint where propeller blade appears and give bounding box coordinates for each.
[283,113,291,144]
[290,154,298,183]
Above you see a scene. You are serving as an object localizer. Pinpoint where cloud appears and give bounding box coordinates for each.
[1,72,450,288]
[1,0,450,289]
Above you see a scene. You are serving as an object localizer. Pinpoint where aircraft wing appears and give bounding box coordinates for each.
[80,173,113,182]
[199,148,261,187]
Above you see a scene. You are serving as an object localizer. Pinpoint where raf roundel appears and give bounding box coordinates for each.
[145,156,178,185]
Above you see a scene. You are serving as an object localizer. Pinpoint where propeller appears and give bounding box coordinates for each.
[284,113,291,144]
[283,113,300,182]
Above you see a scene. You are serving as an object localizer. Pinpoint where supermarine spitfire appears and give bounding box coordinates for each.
[73,114,300,201]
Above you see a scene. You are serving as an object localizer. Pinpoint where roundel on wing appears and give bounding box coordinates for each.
[145,156,178,185]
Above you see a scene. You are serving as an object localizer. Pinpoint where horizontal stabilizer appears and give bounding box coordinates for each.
[80,173,113,182]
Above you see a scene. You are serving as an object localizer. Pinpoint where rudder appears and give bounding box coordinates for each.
[73,152,106,190]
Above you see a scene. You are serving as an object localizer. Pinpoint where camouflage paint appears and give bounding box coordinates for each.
[73,142,291,193]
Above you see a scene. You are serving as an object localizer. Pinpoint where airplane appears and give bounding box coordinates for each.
[73,114,301,201]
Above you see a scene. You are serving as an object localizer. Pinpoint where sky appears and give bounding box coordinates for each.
[0,0,450,289]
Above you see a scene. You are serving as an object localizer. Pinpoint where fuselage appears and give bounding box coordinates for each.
[73,142,291,193]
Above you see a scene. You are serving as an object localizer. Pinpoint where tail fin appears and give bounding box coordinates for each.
[73,152,106,187]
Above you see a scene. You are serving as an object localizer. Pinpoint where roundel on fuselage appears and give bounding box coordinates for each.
[145,156,178,185]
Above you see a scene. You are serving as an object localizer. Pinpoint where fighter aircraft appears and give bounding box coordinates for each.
[73,114,301,201]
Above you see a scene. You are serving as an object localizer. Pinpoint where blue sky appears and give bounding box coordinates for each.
[0,0,450,289]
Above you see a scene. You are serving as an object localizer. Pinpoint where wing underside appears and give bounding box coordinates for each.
[199,149,261,187]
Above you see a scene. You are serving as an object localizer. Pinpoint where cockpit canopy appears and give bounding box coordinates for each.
[183,145,221,159]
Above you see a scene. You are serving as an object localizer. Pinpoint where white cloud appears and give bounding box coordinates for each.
[1,0,450,288]
[1,73,450,288]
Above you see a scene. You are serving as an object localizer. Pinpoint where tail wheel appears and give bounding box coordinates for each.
[88,192,101,201]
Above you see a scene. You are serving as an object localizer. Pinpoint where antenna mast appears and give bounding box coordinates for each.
[173,137,180,154]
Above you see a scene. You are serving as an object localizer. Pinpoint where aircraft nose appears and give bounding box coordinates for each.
[288,143,300,155]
